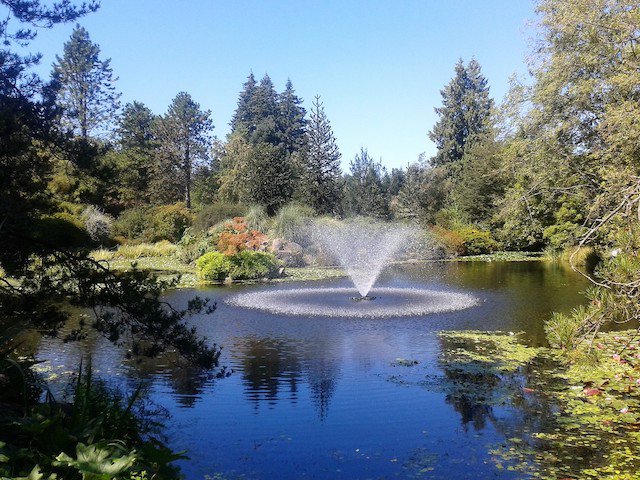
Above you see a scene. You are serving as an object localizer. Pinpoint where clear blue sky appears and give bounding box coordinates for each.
[25,0,537,170]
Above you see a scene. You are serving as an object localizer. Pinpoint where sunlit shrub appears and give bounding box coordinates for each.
[217,217,268,255]
[35,212,92,249]
[114,203,193,243]
[245,204,270,233]
[545,306,589,350]
[273,203,314,244]
[228,250,280,280]
[196,251,232,282]
[457,227,499,255]
[81,205,114,244]
[192,202,247,232]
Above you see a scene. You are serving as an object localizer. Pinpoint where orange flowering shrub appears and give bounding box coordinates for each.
[217,217,268,256]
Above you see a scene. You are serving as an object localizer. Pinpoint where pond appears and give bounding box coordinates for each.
[34,261,589,479]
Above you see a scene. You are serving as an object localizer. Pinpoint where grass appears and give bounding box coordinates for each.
[91,241,178,261]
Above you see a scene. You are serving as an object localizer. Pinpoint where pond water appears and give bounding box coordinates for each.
[34,261,589,479]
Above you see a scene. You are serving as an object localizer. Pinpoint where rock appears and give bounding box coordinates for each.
[270,238,305,267]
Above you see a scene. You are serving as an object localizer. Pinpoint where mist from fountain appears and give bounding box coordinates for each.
[311,219,418,297]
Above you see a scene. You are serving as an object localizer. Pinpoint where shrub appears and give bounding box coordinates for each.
[113,207,149,240]
[217,217,268,255]
[192,202,247,232]
[148,203,192,242]
[195,250,280,282]
[273,203,314,244]
[114,203,193,243]
[457,228,499,255]
[545,306,589,349]
[245,204,270,233]
[35,212,92,249]
[431,226,464,255]
[196,251,232,282]
[561,246,600,272]
[82,205,114,244]
[228,250,280,280]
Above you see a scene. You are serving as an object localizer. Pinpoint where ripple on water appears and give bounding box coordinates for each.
[225,286,479,318]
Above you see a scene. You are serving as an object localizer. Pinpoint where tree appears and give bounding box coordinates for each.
[343,148,388,218]
[52,24,120,139]
[155,92,213,208]
[429,59,493,166]
[117,101,156,150]
[299,95,343,214]
[0,1,217,369]
[248,74,280,145]
[278,79,307,154]
[245,142,295,215]
[230,72,257,133]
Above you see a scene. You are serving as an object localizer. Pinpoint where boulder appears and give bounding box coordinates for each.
[270,238,305,267]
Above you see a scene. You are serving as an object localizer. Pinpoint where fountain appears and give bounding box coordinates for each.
[226,218,479,318]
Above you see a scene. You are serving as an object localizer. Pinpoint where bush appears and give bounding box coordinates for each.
[195,250,280,282]
[545,306,589,349]
[457,227,499,255]
[114,203,193,243]
[431,226,499,256]
[113,207,148,240]
[192,202,247,232]
[148,203,192,242]
[196,251,232,282]
[245,204,270,233]
[217,217,268,255]
[228,250,280,280]
[81,205,114,244]
[35,212,92,249]
[273,203,314,244]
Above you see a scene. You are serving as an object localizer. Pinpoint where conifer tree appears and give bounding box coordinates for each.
[117,101,156,150]
[249,74,280,145]
[154,92,213,208]
[245,143,294,215]
[278,79,307,154]
[429,58,493,166]
[230,72,257,133]
[52,25,120,139]
[343,148,388,218]
[300,95,343,214]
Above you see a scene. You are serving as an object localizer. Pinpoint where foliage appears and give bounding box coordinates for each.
[431,226,498,256]
[244,142,295,215]
[153,92,213,208]
[92,241,178,261]
[195,252,232,282]
[342,148,389,218]
[81,206,113,244]
[114,204,192,243]
[272,204,314,244]
[0,359,184,480]
[216,217,267,255]
[196,250,279,282]
[429,59,494,167]
[52,25,121,139]
[244,205,270,233]
[191,202,247,233]
[297,96,343,215]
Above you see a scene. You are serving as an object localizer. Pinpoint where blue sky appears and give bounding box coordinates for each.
[24,0,537,170]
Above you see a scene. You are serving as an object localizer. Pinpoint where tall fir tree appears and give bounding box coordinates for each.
[300,95,343,214]
[428,58,493,166]
[249,74,280,145]
[278,79,307,154]
[52,25,120,139]
[117,101,156,150]
[154,92,213,208]
[230,72,257,133]
[245,143,294,215]
[342,148,388,218]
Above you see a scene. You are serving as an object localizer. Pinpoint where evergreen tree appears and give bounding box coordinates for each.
[300,95,343,214]
[245,143,294,215]
[155,92,213,208]
[343,148,388,218]
[278,79,307,154]
[230,72,257,133]
[249,74,280,145]
[117,101,156,150]
[111,102,158,207]
[429,58,493,166]
[52,25,120,139]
